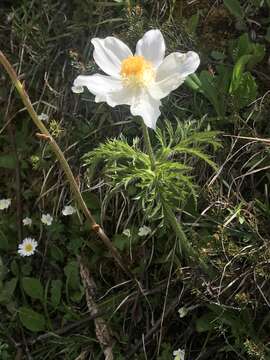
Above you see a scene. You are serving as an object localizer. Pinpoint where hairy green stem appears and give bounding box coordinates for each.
[0,51,131,278]
[141,119,210,275]
[141,121,156,170]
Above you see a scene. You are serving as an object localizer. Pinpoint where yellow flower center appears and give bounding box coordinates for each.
[25,243,33,252]
[120,55,155,87]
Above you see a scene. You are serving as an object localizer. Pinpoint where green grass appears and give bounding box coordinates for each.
[1,0,270,359]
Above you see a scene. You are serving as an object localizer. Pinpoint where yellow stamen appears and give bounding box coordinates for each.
[25,244,33,252]
[120,55,154,87]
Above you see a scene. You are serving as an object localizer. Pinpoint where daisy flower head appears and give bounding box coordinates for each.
[23,217,32,226]
[72,29,200,130]
[0,198,11,210]
[38,113,49,122]
[173,349,185,360]
[41,213,53,226]
[18,238,38,257]
[62,205,76,216]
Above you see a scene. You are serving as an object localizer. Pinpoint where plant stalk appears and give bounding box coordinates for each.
[141,121,156,171]
[162,199,210,275]
[0,51,131,278]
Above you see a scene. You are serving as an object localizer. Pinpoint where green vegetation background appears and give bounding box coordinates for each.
[1,0,270,359]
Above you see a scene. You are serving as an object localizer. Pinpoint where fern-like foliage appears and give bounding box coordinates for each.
[84,121,221,220]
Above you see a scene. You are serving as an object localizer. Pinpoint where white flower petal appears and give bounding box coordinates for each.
[0,198,11,210]
[73,74,123,98]
[106,86,138,107]
[23,217,32,226]
[135,29,165,68]
[62,205,76,216]
[91,37,132,78]
[18,237,38,257]
[41,213,53,226]
[150,51,200,100]
[130,91,161,130]
[156,51,200,82]
[149,75,184,100]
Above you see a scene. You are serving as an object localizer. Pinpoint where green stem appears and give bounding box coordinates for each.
[162,198,211,276]
[0,51,131,278]
[141,120,155,171]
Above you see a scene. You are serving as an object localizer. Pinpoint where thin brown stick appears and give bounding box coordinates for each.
[0,51,131,278]
[79,257,114,360]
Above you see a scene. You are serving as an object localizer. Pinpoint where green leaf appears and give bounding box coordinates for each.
[196,313,216,332]
[224,0,244,19]
[0,278,17,304]
[18,307,46,332]
[229,54,252,93]
[50,279,62,308]
[186,11,200,34]
[22,277,44,300]
[231,72,257,109]
[0,154,17,169]
[64,260,81,290]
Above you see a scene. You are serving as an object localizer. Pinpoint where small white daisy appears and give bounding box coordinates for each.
[62,205,76,216]
[0,198,11,210]
[138,225,151,237]
[38,113,49,122]
[173,349,185,360]
[22,217,32,226]
[18,238,38,257]
[41,213,53,226]
[123,229,131,237]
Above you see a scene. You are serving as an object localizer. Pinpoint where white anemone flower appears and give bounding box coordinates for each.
[0,198,11,210]
[23,217,32,226]
[72,29,200,129]
[18,238,38,257]
[41,213,53,226]
[62,205,76,216]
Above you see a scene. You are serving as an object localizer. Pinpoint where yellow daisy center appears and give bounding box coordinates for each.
[120,56,155,87]
[25,243,33,252]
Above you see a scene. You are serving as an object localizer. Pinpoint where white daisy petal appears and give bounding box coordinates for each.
[41,213,53,226]
[130,91,161,130]
[135,29,165,68]
[23,217,32,226]
[91,37,132,78]
[62,205,76,216]
[18,237,38,257]
[0,198,11,210]
[73,74,123,99]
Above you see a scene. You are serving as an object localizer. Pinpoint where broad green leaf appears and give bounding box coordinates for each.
[0,154,17,169]
[64,260,80,290]
[224,0,244,18]
[199,71,224,117]
[231,72,257,109]
[0,278,17,304]
[196,313,216,332]
[229,54,252,93]
[186,11,200,34]
[113,233,130,251]
[18,307,46,332]
[22,277,44,300]
[50,279,62,308]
